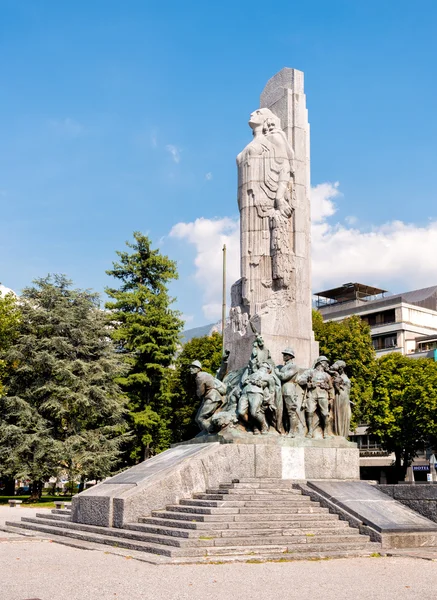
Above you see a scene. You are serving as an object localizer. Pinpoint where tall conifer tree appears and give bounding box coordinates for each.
[0,275,127,498]
[105,232,183,462]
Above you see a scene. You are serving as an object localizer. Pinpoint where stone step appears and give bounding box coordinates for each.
[166,505,241,515]
[19,517,367,549]
[5,520,380,560]
[236,507,329,514]
[6,517,369,550]
[169,544,383,564]
[126,522,353,539]
[211,487,303,495]
[233,478,291,484]
[180,498,313,508]
[12,517,209,549]
[241,500,313,507]
[225,483,299,490]
[164,505,329,516]
[149,510,337,523]
[179,499,246,508]
[194,493,309,502]
[35,512,71,522]
[193,490,311,502]
[4,520,201,557]
[140,516,345,531]
[223,483,302,496]
[51,509,71,515]
[202,540,375,557]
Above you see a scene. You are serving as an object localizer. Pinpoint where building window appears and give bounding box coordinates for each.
[357,435,382,450]
[362,309,396,327]
[372,333,397,350]
[418,340,437,351]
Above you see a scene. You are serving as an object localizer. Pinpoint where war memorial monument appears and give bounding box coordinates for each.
[7,68,437,562]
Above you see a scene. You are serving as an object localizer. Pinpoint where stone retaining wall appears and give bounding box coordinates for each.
[379,484,437,523]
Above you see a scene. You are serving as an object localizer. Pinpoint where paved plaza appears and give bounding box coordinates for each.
[1,507,437,600]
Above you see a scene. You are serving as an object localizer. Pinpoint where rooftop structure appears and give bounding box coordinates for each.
[315,282,387,307]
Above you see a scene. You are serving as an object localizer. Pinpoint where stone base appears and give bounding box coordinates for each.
[176,427,356,448]
[71,439,359,528]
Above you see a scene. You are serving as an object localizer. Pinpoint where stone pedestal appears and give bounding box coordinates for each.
[71,438,359,528]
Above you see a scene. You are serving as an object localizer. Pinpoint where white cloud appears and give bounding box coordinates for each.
[181,314,194,325]
[0,284,16,297]
[311,181,340,223]
[166,144,181,164]
[49,117,85,137]
[205,172,213,181]
[150,130,158,148]
[170,217,240,321]
[170,182,437,320]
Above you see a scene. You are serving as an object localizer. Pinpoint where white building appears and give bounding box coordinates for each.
[316,283,437,360]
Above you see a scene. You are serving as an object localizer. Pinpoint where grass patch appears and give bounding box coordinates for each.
[370,552,382,558]
[0,495,73,509]
[199,536,214,540]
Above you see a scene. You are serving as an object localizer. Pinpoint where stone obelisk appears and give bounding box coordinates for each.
[225,68,318,370]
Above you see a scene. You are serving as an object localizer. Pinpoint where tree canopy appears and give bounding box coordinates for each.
[364,352,437,478]
[0,291,20,395]
[105,232,183,461]
[0,275,127,498]
[312,310,376,426]
[169,332,223,443]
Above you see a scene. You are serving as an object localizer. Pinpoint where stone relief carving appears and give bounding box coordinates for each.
[237,108,295,308]
[189,344,352,440]
[229,306,249,335]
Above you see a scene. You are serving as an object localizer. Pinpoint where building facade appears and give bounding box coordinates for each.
[316,282,437,482]
[316,283,437,359]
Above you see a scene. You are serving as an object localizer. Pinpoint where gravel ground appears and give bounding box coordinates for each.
[2,507,437,600]
[0,539,436,600]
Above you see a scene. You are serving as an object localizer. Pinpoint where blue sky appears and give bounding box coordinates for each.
[1,0,436,327]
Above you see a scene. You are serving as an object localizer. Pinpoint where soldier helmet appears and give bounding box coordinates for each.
[189,360,202,369]
[314,355,329,367]
[331,360,346,370]
[282,347,295,357]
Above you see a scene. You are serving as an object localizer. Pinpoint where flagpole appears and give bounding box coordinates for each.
[222,244,226,354]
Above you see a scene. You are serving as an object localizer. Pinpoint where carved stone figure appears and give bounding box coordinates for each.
[189,360,226,433]
[275,348,301,437]
[297,356,334,439]
[237,108,295,308]
[330,360,352,438]
[248,334,273,373]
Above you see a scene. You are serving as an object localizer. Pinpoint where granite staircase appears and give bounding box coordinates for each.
[5,478,381,563]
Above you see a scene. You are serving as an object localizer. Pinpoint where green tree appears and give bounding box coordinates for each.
[0,290,21,395]
[0,275,127,499]
[105,232,183,462]
[169,332,223,443]
[312,310,376,425]
[364,353,437,480]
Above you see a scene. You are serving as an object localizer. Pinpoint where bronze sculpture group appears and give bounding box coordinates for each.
[190,337,352,440]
